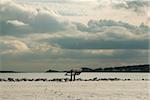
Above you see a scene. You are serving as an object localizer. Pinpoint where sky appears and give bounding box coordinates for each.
[0,0,150,72]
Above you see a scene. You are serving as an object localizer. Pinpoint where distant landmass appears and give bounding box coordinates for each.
[46,69,59,72]
[46,64,150,73]
[81,64,150,72]
[0,64,149,73]
[0,71,18,73]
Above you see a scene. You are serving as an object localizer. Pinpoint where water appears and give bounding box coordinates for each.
[0,72,150,80]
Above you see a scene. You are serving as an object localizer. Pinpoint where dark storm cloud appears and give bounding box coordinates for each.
[40,19,149,49]
[43,37,149,49]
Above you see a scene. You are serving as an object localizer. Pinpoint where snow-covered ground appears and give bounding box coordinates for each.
[0,81,149,100]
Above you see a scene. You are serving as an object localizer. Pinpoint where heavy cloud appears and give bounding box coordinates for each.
[43,20,149,49]
[112,0,150,14]
[0,0,72,36]
[0,0,149,71]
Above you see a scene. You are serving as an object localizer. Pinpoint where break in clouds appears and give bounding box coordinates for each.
[0,0,149,71]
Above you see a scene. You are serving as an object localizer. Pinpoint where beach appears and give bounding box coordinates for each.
[0,81,149,100]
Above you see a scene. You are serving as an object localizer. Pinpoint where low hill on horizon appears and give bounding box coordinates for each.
[0,71,18,73]
[46,64,149,73]
[0,64,149,73]
[81,64,150,72]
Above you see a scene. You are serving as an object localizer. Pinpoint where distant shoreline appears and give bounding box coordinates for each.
[1,64,149,73]
[0,72,150,73]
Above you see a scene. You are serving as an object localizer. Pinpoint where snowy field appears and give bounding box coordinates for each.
[0,81,149,100]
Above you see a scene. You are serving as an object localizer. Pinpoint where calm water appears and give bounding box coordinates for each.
[0,73,150,80]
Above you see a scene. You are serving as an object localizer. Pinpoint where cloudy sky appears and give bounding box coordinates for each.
[0,0,150,72]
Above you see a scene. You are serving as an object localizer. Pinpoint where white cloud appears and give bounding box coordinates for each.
[0,37,30,55]
[0,0,73,35]
[7,20,28,26]
[83,50,114,55]
[32,43,61,54]
[21,0,97,3]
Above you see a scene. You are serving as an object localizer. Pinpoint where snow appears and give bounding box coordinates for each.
[0,81,149,100]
